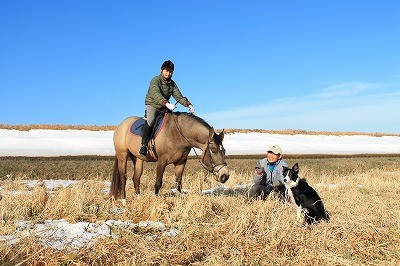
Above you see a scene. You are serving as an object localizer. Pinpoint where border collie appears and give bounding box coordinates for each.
[283,163,329,225]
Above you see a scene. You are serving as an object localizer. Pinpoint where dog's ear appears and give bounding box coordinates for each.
[282,165,288,176]
[293,163,299,174]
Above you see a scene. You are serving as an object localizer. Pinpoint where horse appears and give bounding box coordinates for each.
[109,111,230,202]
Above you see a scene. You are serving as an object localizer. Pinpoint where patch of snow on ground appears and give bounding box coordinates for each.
[0,219,179,251]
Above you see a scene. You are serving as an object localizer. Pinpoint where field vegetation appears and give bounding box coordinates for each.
[0,156,399,265]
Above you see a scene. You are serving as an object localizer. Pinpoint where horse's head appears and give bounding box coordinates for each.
[201,127,230,183]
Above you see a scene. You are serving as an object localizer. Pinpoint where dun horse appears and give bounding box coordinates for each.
[110,112,229,202]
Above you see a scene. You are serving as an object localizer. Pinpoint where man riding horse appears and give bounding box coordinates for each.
[139,60,195,156]
[111,60,228,199]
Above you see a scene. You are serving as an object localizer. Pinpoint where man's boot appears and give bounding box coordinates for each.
[138,122,151,156]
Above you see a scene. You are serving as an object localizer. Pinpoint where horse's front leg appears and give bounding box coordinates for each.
[133,158,143,195]
[174,159,187,193]
[155,160,167,195]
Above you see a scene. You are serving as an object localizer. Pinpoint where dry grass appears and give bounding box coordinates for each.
[1,124,399,137]
[0,156,400,265]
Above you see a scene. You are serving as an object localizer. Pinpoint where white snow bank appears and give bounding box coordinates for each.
[1,129,400,156]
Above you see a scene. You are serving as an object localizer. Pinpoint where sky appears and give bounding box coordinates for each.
[1,1,399,133]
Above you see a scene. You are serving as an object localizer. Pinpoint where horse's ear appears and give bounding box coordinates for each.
[209,127,215,140]
[219,129,225,141]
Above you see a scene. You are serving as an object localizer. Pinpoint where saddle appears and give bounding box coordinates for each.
[129,112,167,138]
[130,112,168,159]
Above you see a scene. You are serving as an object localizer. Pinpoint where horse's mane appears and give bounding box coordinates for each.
[174,112,211,129]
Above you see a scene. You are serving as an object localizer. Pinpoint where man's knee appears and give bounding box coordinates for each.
[248,184,273,200]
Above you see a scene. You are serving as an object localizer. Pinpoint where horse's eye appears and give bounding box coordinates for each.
[211,148,218,154]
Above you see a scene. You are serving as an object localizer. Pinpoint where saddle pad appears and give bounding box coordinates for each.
[129,114,166,138]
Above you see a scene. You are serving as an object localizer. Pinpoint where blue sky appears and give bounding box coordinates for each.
[1,1,399,133]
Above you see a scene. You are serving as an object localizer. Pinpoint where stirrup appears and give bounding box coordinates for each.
[138,145,148,156]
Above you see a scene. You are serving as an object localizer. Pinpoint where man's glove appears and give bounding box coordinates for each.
[188,104,195,114]
[165,103,176,111]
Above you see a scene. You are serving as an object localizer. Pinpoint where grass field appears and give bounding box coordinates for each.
[0,155,399,265]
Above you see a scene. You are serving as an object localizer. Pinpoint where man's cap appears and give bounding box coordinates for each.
[267,144,282,155]
[161,60,174,71]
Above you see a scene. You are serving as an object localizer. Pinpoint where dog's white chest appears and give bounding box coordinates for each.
[285,188,295,203]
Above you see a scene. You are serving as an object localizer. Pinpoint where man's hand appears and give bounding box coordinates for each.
[165,103,176,111]
[188,104,195,114]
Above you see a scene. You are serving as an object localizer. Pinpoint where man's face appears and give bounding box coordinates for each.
[161,68,173,81]
[267,151,280,163]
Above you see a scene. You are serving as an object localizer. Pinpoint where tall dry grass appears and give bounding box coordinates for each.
[0,156,399,265]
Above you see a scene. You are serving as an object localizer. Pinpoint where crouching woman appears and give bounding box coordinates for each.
[248,144,288,200]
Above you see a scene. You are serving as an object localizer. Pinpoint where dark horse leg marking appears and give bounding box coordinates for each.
[130,153,143,195]
[174,158,188,193]
[117,155,128,200]
[155,160,168,195]
[110,157,120,199]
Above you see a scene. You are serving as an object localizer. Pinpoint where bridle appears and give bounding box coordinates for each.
[172,113,227,175]
[203,140,228,175]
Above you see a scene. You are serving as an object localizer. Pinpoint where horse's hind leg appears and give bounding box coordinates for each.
[116,151,128,202]
[174,158,188,193]
[110,157,120,199]
[130,153,143,195]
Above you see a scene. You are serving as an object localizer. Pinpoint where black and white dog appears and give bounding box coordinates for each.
[283,163,329,225]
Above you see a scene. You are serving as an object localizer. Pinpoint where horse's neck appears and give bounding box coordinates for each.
[172,114,210,148]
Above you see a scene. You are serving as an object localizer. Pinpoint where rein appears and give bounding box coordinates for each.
[171,113,226,175]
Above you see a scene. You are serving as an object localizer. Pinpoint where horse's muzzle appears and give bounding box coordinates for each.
[220,173,229,183]
[214,164,229,183]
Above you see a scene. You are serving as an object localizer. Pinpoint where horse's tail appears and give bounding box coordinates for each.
[109,157,120,199]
